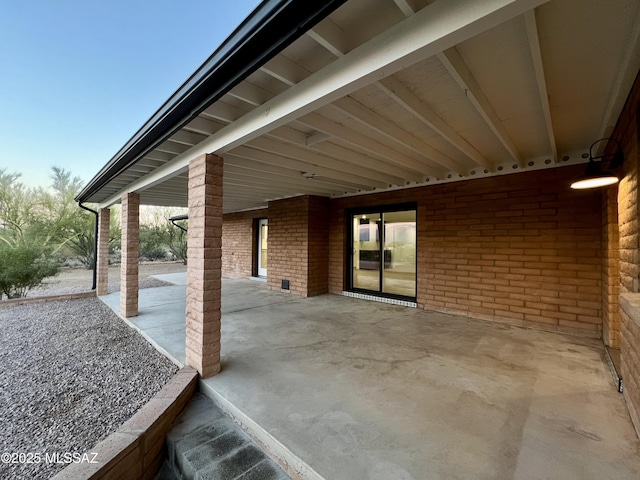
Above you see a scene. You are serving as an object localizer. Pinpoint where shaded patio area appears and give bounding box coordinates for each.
[100,278,640,479]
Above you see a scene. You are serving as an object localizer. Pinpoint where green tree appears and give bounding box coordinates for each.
[41,167,96,268]
[0,169,62,298]
[139,207,187,264]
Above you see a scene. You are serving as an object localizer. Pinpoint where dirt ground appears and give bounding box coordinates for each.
[27,261,188,298]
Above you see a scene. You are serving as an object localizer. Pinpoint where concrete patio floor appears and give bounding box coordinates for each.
[100,277,640,480]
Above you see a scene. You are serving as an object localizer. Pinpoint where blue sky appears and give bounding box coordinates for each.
[0,0,261,188]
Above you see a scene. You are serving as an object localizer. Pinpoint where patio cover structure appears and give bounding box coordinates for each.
[76,0,640,442]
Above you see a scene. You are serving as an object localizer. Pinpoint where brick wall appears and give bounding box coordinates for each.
[613,70,640,438]
[330,165,603,337]
[308,196,330,296]
[268,196,309,295]
[267,196,329,297]
[222,208,267,278]
[621,297,640,436]
[616,72,640,294]
[602,187,621,347]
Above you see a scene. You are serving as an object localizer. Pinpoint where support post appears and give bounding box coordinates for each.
[120,193,140,318]
[96,208,110,296]
[186,153,223,378]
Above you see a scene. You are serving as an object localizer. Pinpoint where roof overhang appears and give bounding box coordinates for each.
[76,0,348,204]
[77,0,640,212]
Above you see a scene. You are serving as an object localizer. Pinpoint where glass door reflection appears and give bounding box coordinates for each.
[352,214,381,291]
[351,208,416,299]
[382,210,416,297]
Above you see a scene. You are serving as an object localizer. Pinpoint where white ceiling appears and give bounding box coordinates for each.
[86,0,640,212]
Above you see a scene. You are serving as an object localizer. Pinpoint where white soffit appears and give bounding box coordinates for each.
[92,0,640,212]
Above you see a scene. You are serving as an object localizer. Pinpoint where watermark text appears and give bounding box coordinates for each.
[1,452,98,465]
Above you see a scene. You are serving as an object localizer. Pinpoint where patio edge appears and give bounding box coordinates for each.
[199,379,325,480]
[96,293,186,370]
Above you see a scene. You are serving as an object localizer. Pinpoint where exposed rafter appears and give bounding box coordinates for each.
[524,10,557,163]
[307,18,351,58]
[298,111,445,178]
[269,125,425,182]
[183,117,220,136]
[224,154,353,191]
[308,4,493,171]
[168,130,207,147]
[201,102,248,123]
[154,142,190,156]
[260,55,311,87]
[97,0,551,207]
[331,96,465,172]
[247,135,407,185]
[377,76,492,169]
[392,0,415,17]
[437,48,523,167]
[226,82,274,106]
[229,145,385,189]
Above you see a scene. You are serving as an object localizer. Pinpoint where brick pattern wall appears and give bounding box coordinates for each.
[602,187,621,347]
[308,196,330,296]
[268,196,309,296]
[222,208,267,278]
[619,161,639,294]
[621,299,640,436]
[330,166,602,337]
[420,169,602,337]
[186,154,223,378]
[328,204,345,295]
[97,207,110,296]
[267,196,329,297]
[121,193,139,318]
[613,70,640,439]
[616,72,640,294]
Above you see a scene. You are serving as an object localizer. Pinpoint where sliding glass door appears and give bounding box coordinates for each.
[350,206,416,300]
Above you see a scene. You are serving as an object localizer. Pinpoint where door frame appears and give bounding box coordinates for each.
[257,218,268,277]
[346,203,417,301]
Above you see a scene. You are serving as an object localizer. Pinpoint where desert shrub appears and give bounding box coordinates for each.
[141,246,168,261]
[0,242,60,299]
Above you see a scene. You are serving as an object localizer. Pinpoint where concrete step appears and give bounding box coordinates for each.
[158,392,290,480]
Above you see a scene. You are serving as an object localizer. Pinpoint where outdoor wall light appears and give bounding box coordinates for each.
[570,137,624,189]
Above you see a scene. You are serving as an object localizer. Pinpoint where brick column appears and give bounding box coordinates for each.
[96,208,110,296]
[186,153,223,378]
[120,193,140,318]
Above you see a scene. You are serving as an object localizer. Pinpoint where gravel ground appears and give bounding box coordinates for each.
[0,297,179,479]
[25,262,187,298]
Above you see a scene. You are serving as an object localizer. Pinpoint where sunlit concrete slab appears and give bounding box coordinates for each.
[152,272,188,286]
[101,284,187,363]
[99,278,297,367]
[100,279,640,480]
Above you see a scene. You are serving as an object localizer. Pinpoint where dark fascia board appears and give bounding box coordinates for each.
[76,0,347,203]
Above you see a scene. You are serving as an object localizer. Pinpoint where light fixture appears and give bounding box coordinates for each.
[301,172,317,180]
[570,138,624,189]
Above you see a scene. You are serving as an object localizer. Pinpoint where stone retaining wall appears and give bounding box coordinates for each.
[0,291,96,308]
